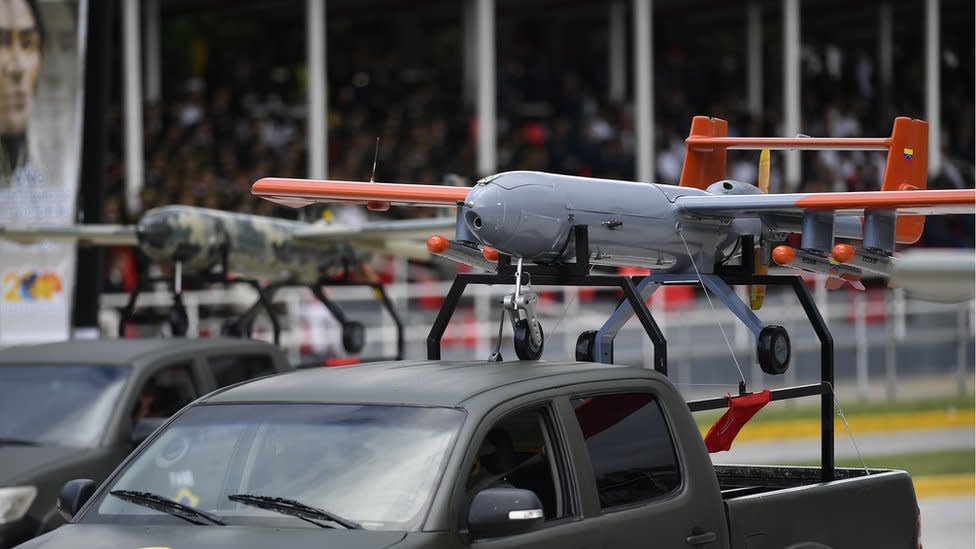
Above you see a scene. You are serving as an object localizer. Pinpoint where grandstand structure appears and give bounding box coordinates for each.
[108,0,973,229]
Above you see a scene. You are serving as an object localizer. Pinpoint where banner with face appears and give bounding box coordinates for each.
[0,0,86,343]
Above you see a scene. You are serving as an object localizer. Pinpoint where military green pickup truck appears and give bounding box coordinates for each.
[20,359,919,549]
[0,338,293,548]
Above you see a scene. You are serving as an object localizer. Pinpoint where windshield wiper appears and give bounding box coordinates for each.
[110,490,227,526]
[228,494,361,529]
[0,437,39,446]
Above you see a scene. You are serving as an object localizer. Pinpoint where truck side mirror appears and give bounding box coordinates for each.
[57,479,97,521]
[131,417,167,445]
[467,487,544,539]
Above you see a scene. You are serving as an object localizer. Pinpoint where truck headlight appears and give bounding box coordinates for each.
[0,486,37,524]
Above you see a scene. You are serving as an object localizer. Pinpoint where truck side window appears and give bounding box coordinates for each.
[570,393,680,509]
[133,362,201,421]
[207,354,276,388]
[468,407,569,521]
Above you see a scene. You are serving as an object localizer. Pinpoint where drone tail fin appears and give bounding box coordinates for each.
[679,116,729,190]
[881,117,928,244]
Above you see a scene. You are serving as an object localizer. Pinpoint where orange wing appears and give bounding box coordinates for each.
[252,178,470,209]
[675,188,975,244]
[794,189,975,213]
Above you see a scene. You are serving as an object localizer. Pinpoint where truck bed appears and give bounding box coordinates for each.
[714,465,919,549]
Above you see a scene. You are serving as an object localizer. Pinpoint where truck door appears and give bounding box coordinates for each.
[457,403,600,549]
[563,390,728,549]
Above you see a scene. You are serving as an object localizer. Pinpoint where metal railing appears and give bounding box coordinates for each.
[99,273,974,400]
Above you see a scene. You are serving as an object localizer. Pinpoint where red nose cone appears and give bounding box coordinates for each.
[482,247,499,261]
[831,243,856,263]
[427,235,450,254]
[772,245,796,266]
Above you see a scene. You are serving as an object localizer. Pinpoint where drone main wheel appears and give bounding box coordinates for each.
[575,330,598,362]
[342,321,366,354]
[757,325,791,375]
[513,319,544,361]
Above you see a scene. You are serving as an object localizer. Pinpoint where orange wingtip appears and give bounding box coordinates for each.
[795,189,976,214]
[252,178,470,207]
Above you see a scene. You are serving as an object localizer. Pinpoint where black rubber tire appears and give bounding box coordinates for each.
[168,305,189,337]
[757,325,791,375]
[342,321,366,354]
[513,319,544,360]
[576,330,598,362]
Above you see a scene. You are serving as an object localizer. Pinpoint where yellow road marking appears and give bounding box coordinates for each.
[913,473,975,499]
[699,409,975,441]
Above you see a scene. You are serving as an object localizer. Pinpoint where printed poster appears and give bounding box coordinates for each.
[0,0,87,343]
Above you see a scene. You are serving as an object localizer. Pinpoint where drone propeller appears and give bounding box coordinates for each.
[749,148,771,310]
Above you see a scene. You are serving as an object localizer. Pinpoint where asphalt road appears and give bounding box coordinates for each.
[919,495,975,549]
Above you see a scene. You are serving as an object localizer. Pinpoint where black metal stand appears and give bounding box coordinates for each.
[236,277,405,361]
[685,271,835,481]
[426,228,836,482]
[118,269,277,340]
[425,226,667,373]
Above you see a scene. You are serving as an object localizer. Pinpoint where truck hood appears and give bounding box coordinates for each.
[19,524,407,548]
[0,445,86,485]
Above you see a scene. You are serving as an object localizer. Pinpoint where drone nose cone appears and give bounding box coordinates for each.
[463,173,569,261]
[464,183,507,244]
[136,211,170,252]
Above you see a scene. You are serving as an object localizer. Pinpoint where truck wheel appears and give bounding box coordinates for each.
[757,325,791,375]
[342,321,366,354]
[575,330,597,361]
[513,319,544,360]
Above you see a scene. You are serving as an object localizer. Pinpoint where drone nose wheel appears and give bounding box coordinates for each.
[342,321,366,354]
[168,305,189,337]
[757,325,791,375]
[513,319,544,360]
[575,330,598,362]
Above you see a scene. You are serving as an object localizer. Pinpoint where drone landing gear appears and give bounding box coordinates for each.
[221,281,365,354]
[119,260,190,337]
[309,285,365,354]
[427,225,666,368]
[219,279,281,343]
[583,272,792,374]
[757,325,791,375]
[504,258,545,360]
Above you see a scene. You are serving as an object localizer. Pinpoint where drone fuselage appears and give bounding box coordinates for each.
[136,205,347,283]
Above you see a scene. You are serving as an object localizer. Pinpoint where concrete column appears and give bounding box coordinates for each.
[609,1,626,103]
[463,0,477,106]
[925,0,941,176]
[878,2,892,123]
[143,0,160,103]
[307,0,327,179]
[634,0,654,183]
[747,2,762,116]
[476,0,496,176]
[783,0,801,191]
[123,0,144,215]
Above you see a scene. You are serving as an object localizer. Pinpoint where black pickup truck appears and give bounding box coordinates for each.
[0,338,293,548]
[27,360,920,549]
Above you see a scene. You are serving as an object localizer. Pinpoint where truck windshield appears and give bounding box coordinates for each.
[0,364,128,447]
[90,403,464,531]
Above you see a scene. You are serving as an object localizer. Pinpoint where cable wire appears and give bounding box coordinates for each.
[677,228,747,386]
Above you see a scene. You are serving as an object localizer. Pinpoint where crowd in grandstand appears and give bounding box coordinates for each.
[101,3,975,286]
